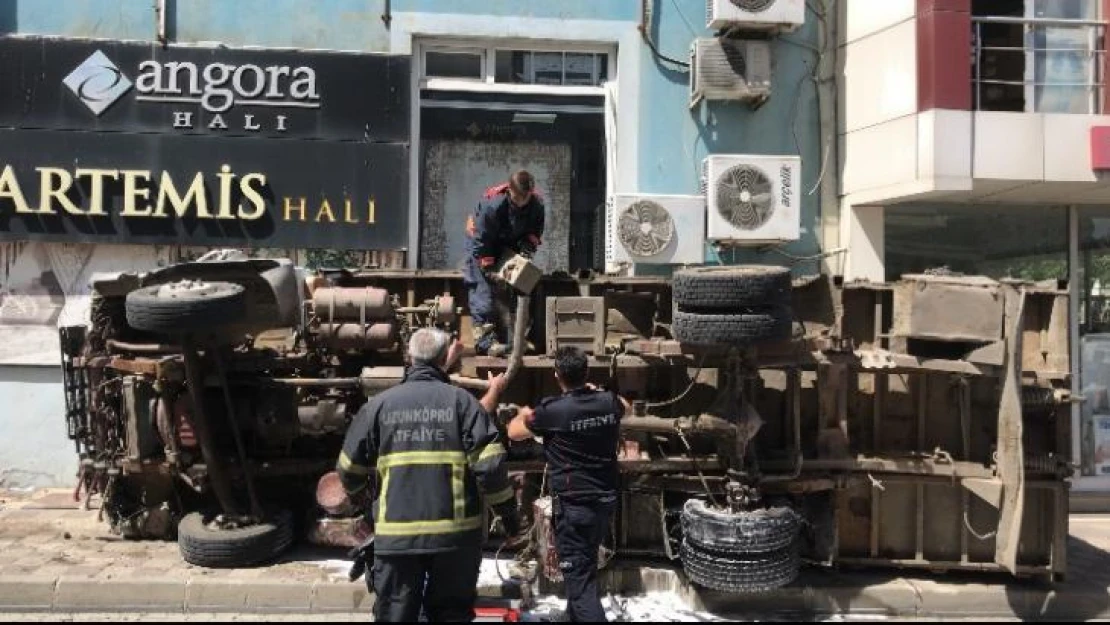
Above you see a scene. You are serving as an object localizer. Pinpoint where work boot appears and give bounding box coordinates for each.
[473,323,501,356]
[487,341,509,358]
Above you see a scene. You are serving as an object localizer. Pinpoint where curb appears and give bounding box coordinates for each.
[0,576,374,614]
[0,572,1106,619]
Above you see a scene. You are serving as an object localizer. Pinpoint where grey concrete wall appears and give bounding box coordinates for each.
[0,366,76,489]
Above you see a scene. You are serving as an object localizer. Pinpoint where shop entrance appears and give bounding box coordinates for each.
[418,96,604,273]
[412,42,611,273]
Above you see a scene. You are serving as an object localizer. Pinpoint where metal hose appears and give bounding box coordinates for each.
[503,295,531,386]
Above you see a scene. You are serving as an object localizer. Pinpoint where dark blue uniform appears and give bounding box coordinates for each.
[337,364,516,621]
[463,186,545,353]
[527,387,623,622]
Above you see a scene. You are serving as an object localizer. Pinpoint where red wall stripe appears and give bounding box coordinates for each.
[917,0,972,111]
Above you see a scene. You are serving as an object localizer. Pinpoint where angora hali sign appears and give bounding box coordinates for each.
[0,37,411,250]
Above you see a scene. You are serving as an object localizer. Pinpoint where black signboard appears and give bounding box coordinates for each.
[0,37,411,249]
[0,128,409,249]
[0,37,411,141]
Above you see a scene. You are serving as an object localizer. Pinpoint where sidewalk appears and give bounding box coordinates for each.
[0,490,1107,619]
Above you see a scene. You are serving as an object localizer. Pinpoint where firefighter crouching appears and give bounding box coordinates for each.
[337,328,523,622]
[463,170,546,357]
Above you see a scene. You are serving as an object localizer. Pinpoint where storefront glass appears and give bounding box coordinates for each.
[1031,0,1100,113]
[884,204,1069,281]
[1077,207,1110,477]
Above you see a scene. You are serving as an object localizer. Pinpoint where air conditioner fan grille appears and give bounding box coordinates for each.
[730,0,776,12]
[617,200,676,257]
[716,164,775,231]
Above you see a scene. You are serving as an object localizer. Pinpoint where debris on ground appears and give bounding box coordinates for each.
[520,593,727,622]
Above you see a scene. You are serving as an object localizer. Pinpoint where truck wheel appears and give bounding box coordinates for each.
[681,540,800,594]
[672,308,793,346]
[178,509,294,568]
[681,499,800,554]
[126,281,247,334]
[673,266,791,310]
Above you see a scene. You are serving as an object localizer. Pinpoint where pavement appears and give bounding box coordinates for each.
[0,489,1107,620]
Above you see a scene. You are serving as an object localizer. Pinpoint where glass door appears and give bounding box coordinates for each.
[1077,207,1110,480]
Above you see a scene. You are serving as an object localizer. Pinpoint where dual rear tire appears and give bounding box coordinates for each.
[679,499,803,594]
[671,266,795,347]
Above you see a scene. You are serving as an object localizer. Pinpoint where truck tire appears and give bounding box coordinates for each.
[681,540,800,594]
[178,509,294,569]
[673,266,791,310]
[681,500,800,554]
[672,308,793,346]
[126,281,247,335]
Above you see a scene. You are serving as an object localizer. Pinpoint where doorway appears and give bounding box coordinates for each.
[412,41,611,273]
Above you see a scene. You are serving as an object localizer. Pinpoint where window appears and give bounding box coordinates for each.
[494,50,609,86]
[884,204,1068,282]
[424,49,484,80]
[1078,207,1110,477]
[421,43,612,88]
[973,0,1104,113]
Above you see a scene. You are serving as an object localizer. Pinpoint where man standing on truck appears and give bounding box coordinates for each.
[336,328,522,622]
[507,346,631,622]
[463,170,545,357]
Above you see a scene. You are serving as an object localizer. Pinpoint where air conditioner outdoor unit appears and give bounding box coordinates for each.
[702,154,801,244]
[605,194,706,267]
[689,38,771,108]
[707,0,805,32]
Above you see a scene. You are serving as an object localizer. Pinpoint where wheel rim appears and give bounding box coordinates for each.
[155,280,223,299]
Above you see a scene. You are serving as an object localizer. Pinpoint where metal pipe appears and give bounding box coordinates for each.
[181,342,240,517]
[972,15,1106,27]
[107,339,181,354]
[503,295,531,386]
[620,416,679,435]
[213,352,262,518]
[155,0,167,44]
[450,374,491,391]
[270,377,361,388]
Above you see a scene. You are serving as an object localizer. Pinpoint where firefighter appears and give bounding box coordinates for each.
[463,170,545,357]
[337,328,522,622]
[506,346,631,622]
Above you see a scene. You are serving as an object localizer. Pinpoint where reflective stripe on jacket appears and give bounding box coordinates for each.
[336,364,514,554]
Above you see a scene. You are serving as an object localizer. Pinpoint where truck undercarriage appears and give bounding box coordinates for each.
[59,256,1074,593]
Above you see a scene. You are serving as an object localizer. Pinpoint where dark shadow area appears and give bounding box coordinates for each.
[1017,535,1110,621]
[163,0,177,43]
[0,0,15,34]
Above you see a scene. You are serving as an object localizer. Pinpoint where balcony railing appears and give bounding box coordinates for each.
[973,15,1106,114]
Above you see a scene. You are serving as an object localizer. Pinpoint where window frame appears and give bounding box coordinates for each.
[417,39,615,95]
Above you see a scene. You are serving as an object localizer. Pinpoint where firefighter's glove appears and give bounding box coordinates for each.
[493,500,522,538]
[478,256,499,281]
[346,536,375,583]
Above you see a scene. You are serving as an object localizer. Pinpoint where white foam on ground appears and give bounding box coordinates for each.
[522,592,729,622]
[315,559,357,581]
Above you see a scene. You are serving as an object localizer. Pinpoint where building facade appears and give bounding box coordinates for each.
[0,0,827,487]
[839,0,1110,501]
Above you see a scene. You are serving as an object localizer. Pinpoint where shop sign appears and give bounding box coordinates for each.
[0,36,411,140]
[0,129,409,250]
[0,37,411,249]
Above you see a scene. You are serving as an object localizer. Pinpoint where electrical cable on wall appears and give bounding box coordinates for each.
[640,0,691,69]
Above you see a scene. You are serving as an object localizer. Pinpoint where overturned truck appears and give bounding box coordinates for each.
[59,256,1073,592]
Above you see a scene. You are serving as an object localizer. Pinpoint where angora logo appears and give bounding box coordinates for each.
[63,51,133,116]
